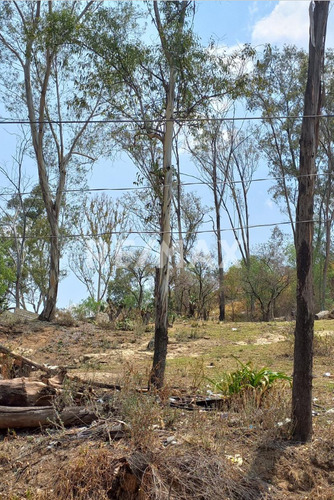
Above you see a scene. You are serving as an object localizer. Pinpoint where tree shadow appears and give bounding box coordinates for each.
[243,433,297,499]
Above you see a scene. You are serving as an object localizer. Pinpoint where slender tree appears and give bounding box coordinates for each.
[88,0,251,386]
[249,45,308,242]
[0,1,111,320]
[69,194,128,309]
[187,118,229,321]
[292,0,329,443]
[188,116,258,320]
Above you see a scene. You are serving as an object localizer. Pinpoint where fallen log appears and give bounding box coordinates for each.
[67,375,121,391]
[0,405,97,429]
[0,378,57,407]
[0,343,60,375]
[315,310,330,320]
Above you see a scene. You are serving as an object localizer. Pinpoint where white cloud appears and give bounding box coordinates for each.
[248,1,259,18]
[265,198,274,210]
[251,1,310,47]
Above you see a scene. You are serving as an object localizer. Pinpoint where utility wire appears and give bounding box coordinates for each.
[0,171,330,198]
[0,113,334,125]
[0,217,329,241]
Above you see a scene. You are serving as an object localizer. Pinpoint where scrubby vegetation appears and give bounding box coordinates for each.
[0,315,334,499]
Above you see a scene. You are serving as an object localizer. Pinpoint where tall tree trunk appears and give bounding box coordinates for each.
[213,162,225,321]
[174,138,186,316]
[216,209,225,321]
[292,0,329,443]
[15,256,22,309]
[39,217,60,321]
[321,211,332,310]
[321,154,333,309]
[149,68,175,389]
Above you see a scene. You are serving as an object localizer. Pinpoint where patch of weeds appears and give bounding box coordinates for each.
[53,447,137,500]
[53,377,77,407]
[112,389,161,447]
[116,318,134,331]
[56,340,64,352]
[190,321,200,328]
[189,358,207,391]
[0,452,10,466]
[236,383,292,435]
[95,338,118,350]
[80,360,105,372]
[55,309,78,327]
[175,327,204,343]
[133,320,147,338]
[174,330,190,342]
[314,334,334,357]
[207,357,291,407]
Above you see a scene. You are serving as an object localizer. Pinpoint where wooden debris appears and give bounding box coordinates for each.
[76,420,129,440]
[315,310,330,320]
[169,395,226,411]
[66,375,121,391]
[0,405,97,429]
[0,343,61,376]
[0,378,57,407]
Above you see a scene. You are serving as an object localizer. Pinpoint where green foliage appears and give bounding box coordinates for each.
[186,251,217,320]
[115,318,134,331]
[72,297,106,319]
[248,45,307,220]
[208,357,291,398]
[242,227,294,321]
[107,249,155,311]
[0,241,15,311]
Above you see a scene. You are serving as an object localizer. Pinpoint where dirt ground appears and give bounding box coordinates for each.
[1,314,334,499]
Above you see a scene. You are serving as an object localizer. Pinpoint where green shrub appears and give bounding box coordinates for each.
[207,357,291,399]
[115,318,134,331]
[72,297,106,320]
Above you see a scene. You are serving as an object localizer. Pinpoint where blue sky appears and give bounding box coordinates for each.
[1,1,333,309]
[195,1,334,48]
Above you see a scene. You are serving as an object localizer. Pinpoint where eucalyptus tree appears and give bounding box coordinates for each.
[187,251,218,320]
[1,183,51,312]
[250,44,334,310]
[187,117,229,321]
[170,190,206,316]
[144,1,250,385]
[69,194,128,310]
[188,117,259,320]
[249,45,308,242]
[0,241,15,312]
[0,1,128,320]
[314,49,334,309]
[89,0,251,386]
[0,136,32,309]
[222,124,259,268]
[241,228,293,322]
[108,248,155,313]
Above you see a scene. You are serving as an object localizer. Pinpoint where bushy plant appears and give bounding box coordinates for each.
[208,357,291,400]
[55,309,77,326]
[115,318,134,331]
[72,297,106,320]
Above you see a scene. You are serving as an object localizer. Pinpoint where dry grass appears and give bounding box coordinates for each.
[1,318,334,499]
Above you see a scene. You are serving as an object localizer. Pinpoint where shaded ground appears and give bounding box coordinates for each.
[1,314,334,499]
